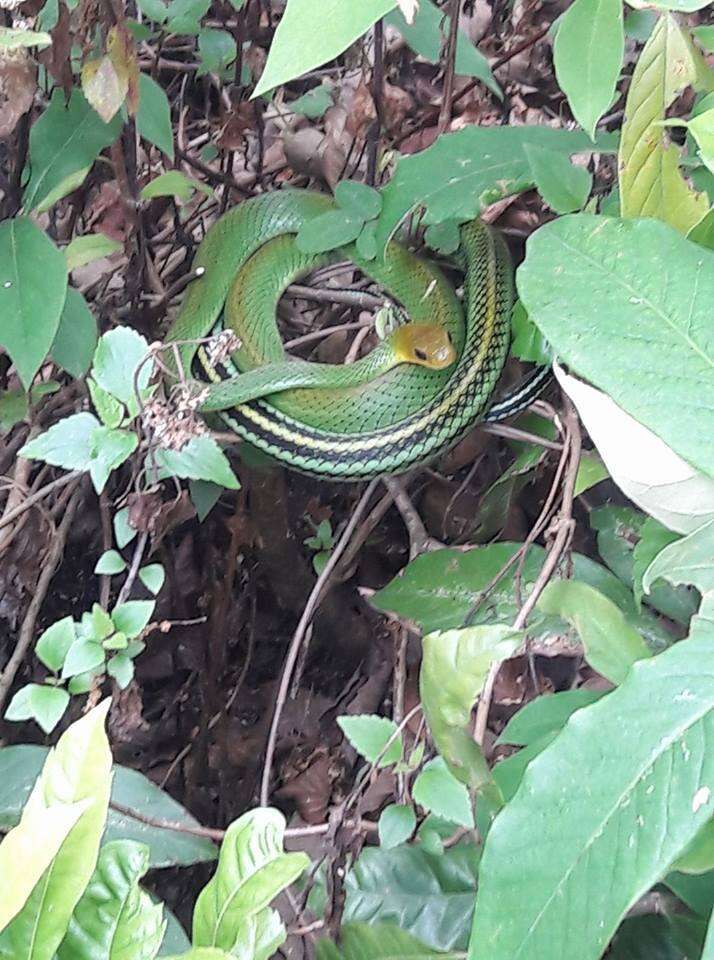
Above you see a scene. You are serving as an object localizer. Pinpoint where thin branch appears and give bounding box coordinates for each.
[437,0,461,135]
[259,478,381,805]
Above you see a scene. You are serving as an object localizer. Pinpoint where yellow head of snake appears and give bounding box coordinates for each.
[390,323,457,370]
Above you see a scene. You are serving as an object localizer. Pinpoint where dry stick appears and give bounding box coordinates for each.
[0,470,83,534]
[115,531,150,606]
[259,479,381,806]
[437,0,462,135]
[284,319,374,351]
[473,400,582,746]
[286,284,383,310]
[366,18,385,186]
[382,476,442,559]
[0,483,84,712]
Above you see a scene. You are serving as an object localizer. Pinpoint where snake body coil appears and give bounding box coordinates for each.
[167,189,515,479]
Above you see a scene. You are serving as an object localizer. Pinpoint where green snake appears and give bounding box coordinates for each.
[167,189,546,479]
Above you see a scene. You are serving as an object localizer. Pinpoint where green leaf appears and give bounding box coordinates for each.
[0,798,86,934]
[673,820,714,874]
[160,909,191,955]
[192,808,308,950]
[686,108,714,174]
[497,689,606,746]
[537,580,652,684]
[323,923,462,960]
[0,217,68,390]
[189,479,222,521]
[0,746,218,869]
[337,715,402,767]
[420,625,520,788]
[5,684,70,734]
[89,427,139,493]
[35,616,76,673]
[553,0,623,139]
[378,805,416,850]
[374,125,616,251]
[89,378,124,429]
[296,209,365,254]
[413,757,474,828]
[141,171,213,203]
[643,518,714,597]
[165,0,211,34]
[137,73,174,160]
[642,0,713,9]
[139,563,165,594]
[154,436,240,489]
[619,14,709,233]
[695,25,714,52]
[95,549,127,575]
[424,221,461,255]
[20,411,100,471]
[334,180,382,220]
[0,26,52,49]
[114,507,137,549]
[517,215,714,478]
[510,301,551,365]
[197,29,236,78]
[289,85,333,118]
[107,654,135,689]
[57,840,165,959]
[24,88,121,212]
[62,639,106,679]
[573,450,608,497]
[51,288,98,378]
[468,630,714,960]
[371,542,671,651]
[0,702,113,960]
[384,0,500,97]
[252,0,396,98]
[0,389,28,434]
[344,843,480,951]
[631,517,681,607]
[524,143,592,213]
[92,603,115,641]
[92,327,152,415]
[112,600,155,639]
[65,233,122,271]
[624,10,658,43]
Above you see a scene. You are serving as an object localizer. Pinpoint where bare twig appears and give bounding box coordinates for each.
[437,0,461,135]
[0,482,84,711]
[260,479,381,805]
[383,476,442,559]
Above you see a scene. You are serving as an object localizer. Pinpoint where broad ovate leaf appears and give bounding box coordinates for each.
[643,518,714,598]
[553,0,624,139]
[0,701,112,960]
[517,215,714,480]
[0,801,86,933]
[469,630,714,960]
[56,840,165,959]
[537,579,651,684]
[0,217,68,389]
[420,626,521,788]
[192,808,308,951]
[619,13,709,233]
[552,365,714,534]
[253,0,396,97]
[23,89,122,212]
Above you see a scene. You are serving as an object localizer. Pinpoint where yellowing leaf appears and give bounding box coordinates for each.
[618,14,708,233]
[82,56,128,124]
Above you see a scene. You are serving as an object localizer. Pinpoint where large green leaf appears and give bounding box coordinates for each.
[553,0,623,139]
[51,287,98,379]
[0,702,113,960]
[319,922,462,960]
[374,126,617,251]
[371,542,671,651]
[0,800,86,933]
[618,14,710,233]
[517,215,714,478]
[420,626,521,788]
[0,746,217,868]
[537,580,651,684]
[384,0,500,97]
[468,631,714,960]
[137,73,174,160]
[192,808,308,951]
[253,0,395,97]
[643,519,714,598]
[0,218,68,390]
[57,840,165,959]
[344,843,480,951]
[23,88,121,212]
[496,690,606,747]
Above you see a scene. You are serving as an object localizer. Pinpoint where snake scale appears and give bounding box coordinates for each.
[167,189,545,480]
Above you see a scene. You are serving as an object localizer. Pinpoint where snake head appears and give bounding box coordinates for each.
[390,323,457,370]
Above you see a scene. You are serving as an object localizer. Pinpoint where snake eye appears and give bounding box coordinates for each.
[414,348,428,361]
